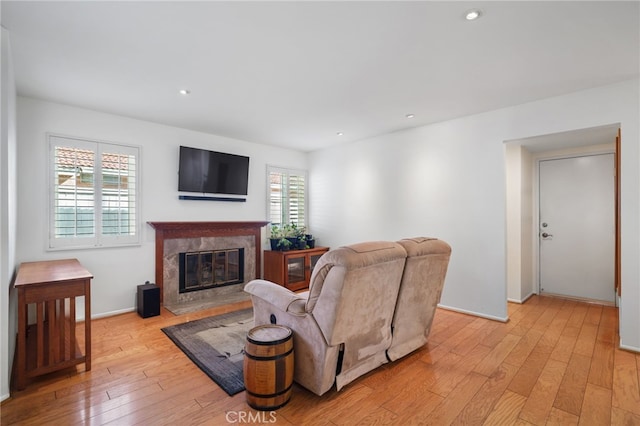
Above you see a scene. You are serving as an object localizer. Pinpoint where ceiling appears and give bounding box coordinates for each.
[2,1,639,152]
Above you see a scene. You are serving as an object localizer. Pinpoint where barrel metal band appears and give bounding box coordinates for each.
[245,383,293,399]
[247,335,292,346]
[245,347,293,361]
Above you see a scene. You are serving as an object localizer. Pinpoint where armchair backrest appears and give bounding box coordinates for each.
[387,237,451,361]
[306,241,407,344]
[305,241,407,390]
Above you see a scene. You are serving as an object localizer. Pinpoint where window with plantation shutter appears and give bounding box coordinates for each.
[49,134,140,249]
[267,166,307,228]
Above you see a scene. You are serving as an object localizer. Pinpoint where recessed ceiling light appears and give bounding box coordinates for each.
[179,89,190,95]
[465,9,482,21]
[336,132,344,136]
[406,114,415,119]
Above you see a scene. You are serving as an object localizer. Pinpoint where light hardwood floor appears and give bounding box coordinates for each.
[2,295,640,425]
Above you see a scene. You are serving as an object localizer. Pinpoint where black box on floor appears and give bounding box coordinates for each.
[137,282,160,318]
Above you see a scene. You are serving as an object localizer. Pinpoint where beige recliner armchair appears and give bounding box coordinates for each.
[244,241,407,396]
[387,237,452,361]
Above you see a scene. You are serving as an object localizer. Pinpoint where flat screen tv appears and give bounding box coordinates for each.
[178,146,250,196]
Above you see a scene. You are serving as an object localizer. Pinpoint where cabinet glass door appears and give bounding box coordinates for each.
[310,253,323,275]
[287,257,305,284]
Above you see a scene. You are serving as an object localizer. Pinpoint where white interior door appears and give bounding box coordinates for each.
[539,154,615,303]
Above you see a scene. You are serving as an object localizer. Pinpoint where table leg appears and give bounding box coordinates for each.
[16,289,26,390]
[84,279,91,371]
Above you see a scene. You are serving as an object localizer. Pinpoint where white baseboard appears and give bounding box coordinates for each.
[92,307,136,320]
[619,342,640,354]
[67,307,136,322]
[507,292,535,304]
[1,392,10,403]
[437,303,509,323]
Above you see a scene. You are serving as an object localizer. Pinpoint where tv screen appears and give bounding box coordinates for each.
[178,146,250,196]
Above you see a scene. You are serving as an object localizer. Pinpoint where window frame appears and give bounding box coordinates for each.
[48,133,141,250]
[266,165,308,229]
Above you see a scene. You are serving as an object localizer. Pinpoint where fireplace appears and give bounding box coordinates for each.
[148,221,269,309]
[179,248,244,293]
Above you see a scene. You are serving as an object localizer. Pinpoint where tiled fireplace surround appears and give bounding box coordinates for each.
[148,221,269,312]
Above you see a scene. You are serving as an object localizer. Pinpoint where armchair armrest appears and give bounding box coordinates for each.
[244,280,307,315]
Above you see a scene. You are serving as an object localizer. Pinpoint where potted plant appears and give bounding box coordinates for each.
[277,236,292,251]
[296,225,309,249]
[274,223,315,250]
[270,225,296,251]
[281,223,298,249]
[305,233,315,249]
[289,223,309,249]
[297,234,307,250]
[269,225,281,250]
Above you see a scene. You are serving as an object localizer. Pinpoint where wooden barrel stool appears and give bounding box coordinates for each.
[243,324,294,411]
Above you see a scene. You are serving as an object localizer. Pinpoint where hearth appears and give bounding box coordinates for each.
[179,248,244,293]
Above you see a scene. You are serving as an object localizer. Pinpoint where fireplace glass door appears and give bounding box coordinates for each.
[179,248,244,293]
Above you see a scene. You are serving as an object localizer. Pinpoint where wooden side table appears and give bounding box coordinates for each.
[14,258,93,390]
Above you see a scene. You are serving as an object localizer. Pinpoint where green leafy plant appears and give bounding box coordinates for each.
[280,223,295,238]
[277,237,292,250]
[272,222,311,250]
[270,225,282,239]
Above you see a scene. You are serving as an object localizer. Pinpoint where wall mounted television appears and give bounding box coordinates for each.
[178,146,250,196]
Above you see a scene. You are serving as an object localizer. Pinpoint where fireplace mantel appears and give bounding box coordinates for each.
[148,221,269,303]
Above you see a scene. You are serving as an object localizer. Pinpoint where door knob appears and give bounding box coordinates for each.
[541,232,553,238]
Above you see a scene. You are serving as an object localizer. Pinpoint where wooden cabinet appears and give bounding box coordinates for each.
[263,247,329,291]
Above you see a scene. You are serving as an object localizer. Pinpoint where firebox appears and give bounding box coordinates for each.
[178,248,244,293]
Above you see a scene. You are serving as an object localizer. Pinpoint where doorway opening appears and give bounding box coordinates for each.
[504,123,620,306]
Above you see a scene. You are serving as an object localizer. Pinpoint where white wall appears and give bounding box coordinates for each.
[505,144,534,303]
[15,97,307,319]
[311,110,512,321]
[520,148,534,300]
[1,25,18,402]
[309,79,640,349]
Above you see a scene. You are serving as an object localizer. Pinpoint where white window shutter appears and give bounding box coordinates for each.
[49,134,140,250]
[267,166,307,229]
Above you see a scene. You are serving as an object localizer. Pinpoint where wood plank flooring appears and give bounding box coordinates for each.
[2,295,640,425]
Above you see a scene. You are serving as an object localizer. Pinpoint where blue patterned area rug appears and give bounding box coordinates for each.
[161,308,254,396]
